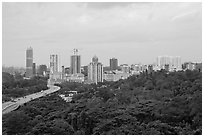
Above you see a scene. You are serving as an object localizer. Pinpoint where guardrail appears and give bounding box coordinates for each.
[2,103,16,111]
[2,103,19,115]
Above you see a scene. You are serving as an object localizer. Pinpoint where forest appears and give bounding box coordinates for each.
[2,72,48,102]
[2,70,202,135]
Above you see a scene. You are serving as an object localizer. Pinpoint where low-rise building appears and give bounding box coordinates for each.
[120,64,130,73]
[186,62,196,70]
[104,70,130,82]
[65,73,84,83]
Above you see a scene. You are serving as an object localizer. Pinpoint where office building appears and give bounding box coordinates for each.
[88,56,103,84]
[70,49,81,74]
[26,47,33,78]
[110,58,118,70]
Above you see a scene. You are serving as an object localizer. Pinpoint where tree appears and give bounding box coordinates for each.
[3,111,31,134]
[30,119,74,135]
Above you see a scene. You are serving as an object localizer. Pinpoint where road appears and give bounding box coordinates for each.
[2,84,60,115]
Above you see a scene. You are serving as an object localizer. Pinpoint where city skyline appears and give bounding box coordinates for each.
[2,2,202,67]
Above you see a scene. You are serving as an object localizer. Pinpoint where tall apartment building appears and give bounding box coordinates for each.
[156,56,170,69]
[26,47,33,78]
[70,49,81,74]
[88,56,103,84]
[157,56,181,71]
[171,56,182,70]
[110,58,118,70]
[50,54,58,74]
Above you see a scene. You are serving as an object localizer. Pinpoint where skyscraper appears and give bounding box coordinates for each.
[88,56,103,84]
[50,54,58,74]
[26,47,33,78]
[70,49,81,74]
[110,58,118,70]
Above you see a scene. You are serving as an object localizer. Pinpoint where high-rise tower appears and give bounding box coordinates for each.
[50,54,58,74]
[70,49,81,74]
[26,47,33,78]
[88,56,103,84]
[110,58,118,70]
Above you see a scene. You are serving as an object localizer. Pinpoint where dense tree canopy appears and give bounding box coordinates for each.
[2,70,202,135]
[2,72,48,102]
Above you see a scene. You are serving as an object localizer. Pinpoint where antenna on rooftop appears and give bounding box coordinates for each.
[73,49,78,55]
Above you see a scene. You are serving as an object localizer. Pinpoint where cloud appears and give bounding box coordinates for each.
[171,10,199,21]
[3,2,202,67]
[78,2,134,10]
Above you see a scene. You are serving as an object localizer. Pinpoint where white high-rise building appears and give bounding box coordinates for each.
[88,56,103,84]
[50,54,58,74]
[157,56,182,71]
[157,56,170,69]
[171,56,182,70]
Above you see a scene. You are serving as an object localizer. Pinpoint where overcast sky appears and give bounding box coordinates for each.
[2,2,202,68]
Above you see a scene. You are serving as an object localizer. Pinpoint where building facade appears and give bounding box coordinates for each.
[186,62,196,70]
[171,56,182,71]
[50,54,61,81]
[88,56,103,84]
[130,64,144,75]
[120,64,130,73]
[110,58,118,70]
[61,66,65,80]
[65,73,85,83]
[157,56,182,71]
[50,54,58,74]
[26,47,33,78]
[104,70,130,82]
[38,65,47,76]
[32,63,36,76]
[70,49,81,74]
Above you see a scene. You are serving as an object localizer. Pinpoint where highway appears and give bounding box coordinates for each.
[2,84,60,115]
